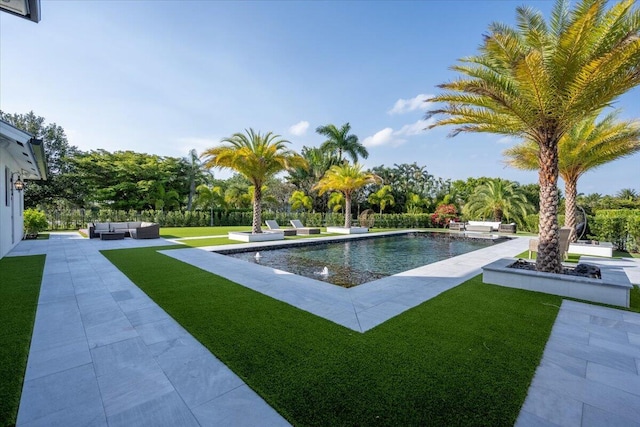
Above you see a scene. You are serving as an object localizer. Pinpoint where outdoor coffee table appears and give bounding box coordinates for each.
[100,231,125,240]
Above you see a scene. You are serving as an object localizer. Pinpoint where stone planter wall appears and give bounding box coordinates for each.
[482,258,631,307]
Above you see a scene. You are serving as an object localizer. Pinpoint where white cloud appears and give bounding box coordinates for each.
[288,120,310,136]
[388,94,433,115]
[363,119,433,148]
[363,128,399,147]
[395,119,433,136]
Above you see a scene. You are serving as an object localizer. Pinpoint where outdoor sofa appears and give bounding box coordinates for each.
[88,221,160,239]
[448,221,517,234]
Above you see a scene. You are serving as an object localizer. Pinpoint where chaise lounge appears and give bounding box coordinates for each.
[290,219,321,235]
[265,220,297,236]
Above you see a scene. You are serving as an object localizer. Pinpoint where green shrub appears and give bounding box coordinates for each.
[590,209,640,251]
[23,208,48,235]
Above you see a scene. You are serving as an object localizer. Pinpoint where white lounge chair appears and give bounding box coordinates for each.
[290,219,321,235]
[265,220,296,236]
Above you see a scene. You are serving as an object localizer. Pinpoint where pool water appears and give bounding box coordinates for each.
[224,232,500,287]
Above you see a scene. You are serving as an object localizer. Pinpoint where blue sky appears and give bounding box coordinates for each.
[2,0,639,196]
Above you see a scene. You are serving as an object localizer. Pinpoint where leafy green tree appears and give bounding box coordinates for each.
[314,164,381,228]
[0,110,83,208]
[201,129,307,233]
[316,123,368,163]
[148,182,181,211]
[463,180,534,225]
[368,185,395,213]
[289,190,312,212]
[426,0,640,273]
[73,150,188,210]
[504,111,640,241]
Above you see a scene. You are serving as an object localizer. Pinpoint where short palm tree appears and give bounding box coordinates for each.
[289,190,313,212]
[314,164,381,228]
[195,184,225,226]
[316,123,368,163]
[463,180,534,225]
[426,0,640,273]
[504,112,640,242]
[201,129,307,233]
[368,185,396,213]
[617,188,639,201]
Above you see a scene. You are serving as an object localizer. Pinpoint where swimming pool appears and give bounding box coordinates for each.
[224,232,502,287]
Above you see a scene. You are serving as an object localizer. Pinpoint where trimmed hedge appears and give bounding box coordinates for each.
[44,209,435,230]
[590,209,640,251]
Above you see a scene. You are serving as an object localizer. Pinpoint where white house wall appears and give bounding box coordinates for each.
[0,148,24,259]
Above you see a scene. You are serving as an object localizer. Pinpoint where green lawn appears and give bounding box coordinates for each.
[0,255,45,427]
[103,246,562,426]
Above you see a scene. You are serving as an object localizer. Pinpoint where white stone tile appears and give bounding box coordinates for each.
[519,384,583,427]
[17,364,105,426]
[192,385,290,427]
[586,361,640,396]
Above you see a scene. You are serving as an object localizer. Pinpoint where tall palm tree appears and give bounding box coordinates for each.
[504,112,640,242]
[316,123,368,163]
[426,0,640,273]
[368,185,396,214]
[201,129,307,233]
[314,163,381,228]
[463,180,534,225]
[183,149,211,211]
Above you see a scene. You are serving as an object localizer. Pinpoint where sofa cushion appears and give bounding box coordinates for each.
[94,222,110,231]
[128,222,142,229]
[111,223,129,231]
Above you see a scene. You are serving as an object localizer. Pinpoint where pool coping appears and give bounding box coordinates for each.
[160,232,530,332]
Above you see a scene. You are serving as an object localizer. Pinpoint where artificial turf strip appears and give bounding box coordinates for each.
[102,246,561,426]
[0,255,45,427]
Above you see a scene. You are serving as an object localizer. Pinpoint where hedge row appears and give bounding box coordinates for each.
[590,209,640,252]
[44,209,437,230]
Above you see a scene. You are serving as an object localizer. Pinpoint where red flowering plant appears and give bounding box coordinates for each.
[430,204,459,228]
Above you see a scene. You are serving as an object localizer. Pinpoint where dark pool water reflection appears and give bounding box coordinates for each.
[224,232,501,288]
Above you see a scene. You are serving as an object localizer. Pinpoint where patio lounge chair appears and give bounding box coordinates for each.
[290,219,321,235]
[265,220,296,236]
[528,226,572,259]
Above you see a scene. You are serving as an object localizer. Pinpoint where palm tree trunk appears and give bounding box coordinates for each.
[564,177,578,243]
[187,180,195,211]
[344,193,352,228]
[537,139,562,273]
[253,185,262,233]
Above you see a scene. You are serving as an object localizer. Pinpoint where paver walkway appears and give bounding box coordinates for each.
[8,232,640,426]
[516,299,640,426]
[10,233,288,426]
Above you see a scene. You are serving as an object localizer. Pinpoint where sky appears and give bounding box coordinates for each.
[1,0,639,196]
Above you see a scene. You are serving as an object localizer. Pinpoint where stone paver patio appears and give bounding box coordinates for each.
[7,231,640,426]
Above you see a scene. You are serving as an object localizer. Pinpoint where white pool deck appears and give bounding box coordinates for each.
[6,231,640,426]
